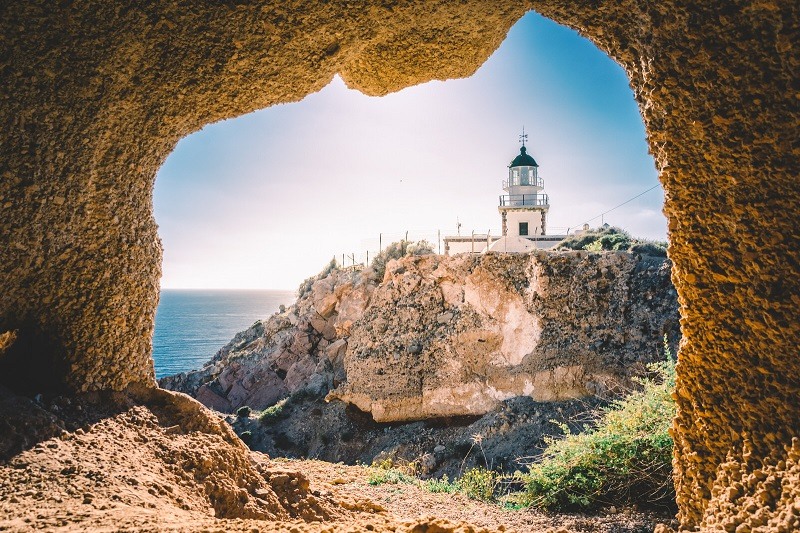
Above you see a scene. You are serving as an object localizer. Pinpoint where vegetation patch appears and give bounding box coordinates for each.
[258,398,289,423]
[517,341,676,512]
[421,475,458,494]
[457,467,500,501]
[557,226,668,257]
[368,455,504,503]
[367,467,418,486]
[367,457,418,486]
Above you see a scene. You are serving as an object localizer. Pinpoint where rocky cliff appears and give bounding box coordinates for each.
[161,250,679,425]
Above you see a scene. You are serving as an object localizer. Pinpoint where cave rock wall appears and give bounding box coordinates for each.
[1,1,798,528]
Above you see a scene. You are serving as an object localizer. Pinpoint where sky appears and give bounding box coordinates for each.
[154,11,666,290]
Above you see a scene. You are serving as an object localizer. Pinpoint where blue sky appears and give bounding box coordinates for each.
[154,11,665,290]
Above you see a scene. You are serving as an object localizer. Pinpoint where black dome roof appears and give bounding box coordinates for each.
[510,146,538,168]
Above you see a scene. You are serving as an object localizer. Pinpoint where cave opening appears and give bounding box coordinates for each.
[2,2,795,528]
[150,11,665,380]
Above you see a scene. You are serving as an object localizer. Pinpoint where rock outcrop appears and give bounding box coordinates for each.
[162,250,679,424]
[334,252,678,422]
[160,263,379,413]
[0,385,344,523]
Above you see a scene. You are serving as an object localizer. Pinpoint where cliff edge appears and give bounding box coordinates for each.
[162,250,679,424]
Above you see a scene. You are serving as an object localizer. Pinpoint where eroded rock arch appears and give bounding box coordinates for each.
[1,0,797,528]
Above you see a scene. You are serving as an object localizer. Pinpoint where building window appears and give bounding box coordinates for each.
[519,222,529,236]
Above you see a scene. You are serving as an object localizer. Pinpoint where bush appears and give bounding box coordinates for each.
[297,257,338,297]
[370,239,435,280]
[367,467,417,486]
[239,430,252,445]
[422,475,458,494]
[457,467,499,502]
[629,241,668,257]
[236,405,251,418]
[558,226,630,251]
[557,226,668,256]
[258,398,289,423]
[519,341,676,512]
[369,463,499,502]
[367,458,418,486]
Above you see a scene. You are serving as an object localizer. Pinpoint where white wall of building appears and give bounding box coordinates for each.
[445,237,497,255]
[504,209,546,237]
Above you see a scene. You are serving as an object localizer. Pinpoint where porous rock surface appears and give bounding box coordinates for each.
[163,251,679,423]
[1,1,798,529]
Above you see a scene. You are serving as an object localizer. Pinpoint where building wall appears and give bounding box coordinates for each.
[445,237,497,255]
[504,209,546,237]
[444,234,564,254]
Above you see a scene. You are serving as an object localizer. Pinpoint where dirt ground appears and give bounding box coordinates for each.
[279,458,674,533]
[0,387,676,532]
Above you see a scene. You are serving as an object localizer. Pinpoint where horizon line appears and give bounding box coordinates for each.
[159,287,297,292]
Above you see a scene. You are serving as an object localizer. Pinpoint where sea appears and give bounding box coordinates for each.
[152,289,296,379]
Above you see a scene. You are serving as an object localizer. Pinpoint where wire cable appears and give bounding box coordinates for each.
[571,183,662,230]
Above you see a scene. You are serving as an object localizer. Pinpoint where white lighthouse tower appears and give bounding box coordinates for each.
[481,130,565,253]
[443,130,568,255]
[499,131,549,240]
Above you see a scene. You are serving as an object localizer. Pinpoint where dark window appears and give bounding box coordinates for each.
[519,222,529,236]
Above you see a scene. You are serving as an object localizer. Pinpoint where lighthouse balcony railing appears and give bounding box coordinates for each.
[503,176,544,189]
[499,193,549,207]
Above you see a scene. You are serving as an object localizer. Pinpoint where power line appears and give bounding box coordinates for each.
[571,183,662,230]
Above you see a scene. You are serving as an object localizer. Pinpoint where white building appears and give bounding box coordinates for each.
[444,139,568,255]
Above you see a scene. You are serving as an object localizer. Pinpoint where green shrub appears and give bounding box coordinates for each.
[629,241,668,257]
[558,226,630,251]
[422,475,458,494]
[239,430,252,445]
[592,232,633,251]
[236,405,251,418]
[258,398,288,423]
[371,239,435,280]
[519,342,676,512]
[557,226,667,257]
[366,465,417,486]
[368,463,501,502]
[457,467,499,502]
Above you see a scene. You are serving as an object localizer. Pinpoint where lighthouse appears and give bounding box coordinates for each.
[499,134,549,239]
[442,131,568,255]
